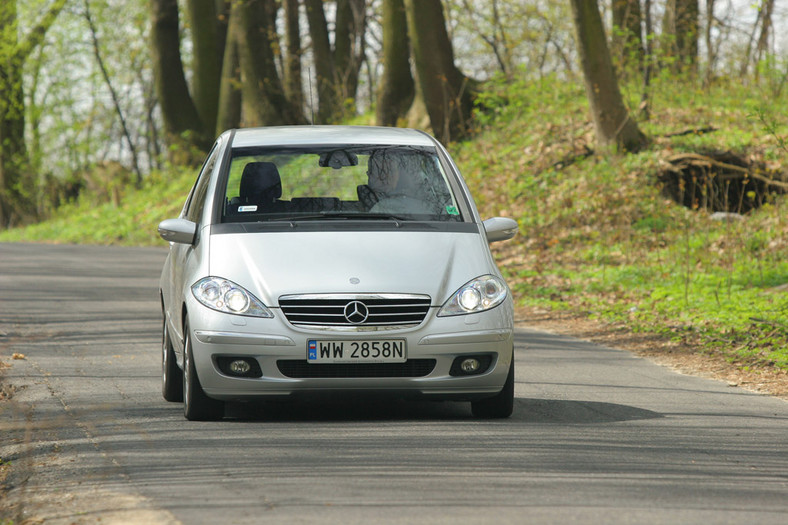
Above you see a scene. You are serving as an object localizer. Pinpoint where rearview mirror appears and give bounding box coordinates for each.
[483,217,518,243]
[319,150,358,169]
[158,218,197,245]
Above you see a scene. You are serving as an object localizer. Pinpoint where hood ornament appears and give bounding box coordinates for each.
[344,301,369,324]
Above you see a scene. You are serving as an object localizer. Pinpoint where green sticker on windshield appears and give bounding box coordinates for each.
[446,206,459,215]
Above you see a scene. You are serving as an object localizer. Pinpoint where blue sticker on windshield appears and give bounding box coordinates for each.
[446,206,459,215]
[238,205,258,213]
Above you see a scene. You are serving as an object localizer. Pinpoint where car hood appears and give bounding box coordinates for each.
[208,229,498,306]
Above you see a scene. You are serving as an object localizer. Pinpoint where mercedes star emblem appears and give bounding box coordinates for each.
[343,300,369,324]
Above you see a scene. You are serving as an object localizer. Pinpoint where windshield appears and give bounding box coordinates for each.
[221,145,463,223]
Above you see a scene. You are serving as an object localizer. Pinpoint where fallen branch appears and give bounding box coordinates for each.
[750,317,788,330]
[552,145,594,170]
[664,153,788,190]
[663,126,718,138]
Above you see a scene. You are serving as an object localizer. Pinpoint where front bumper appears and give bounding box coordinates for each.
[185,299,514,402]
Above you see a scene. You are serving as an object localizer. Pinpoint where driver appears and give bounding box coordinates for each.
[366,151,435,215]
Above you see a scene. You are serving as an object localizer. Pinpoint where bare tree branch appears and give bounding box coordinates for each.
[83,0,143,188]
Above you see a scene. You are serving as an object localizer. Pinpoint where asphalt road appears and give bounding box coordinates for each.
[1,242,787,524]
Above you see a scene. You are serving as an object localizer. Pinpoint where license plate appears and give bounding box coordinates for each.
[307,339,407,364]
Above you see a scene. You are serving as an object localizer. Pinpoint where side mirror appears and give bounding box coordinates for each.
[483,217,518,243]
[158,218,197,245]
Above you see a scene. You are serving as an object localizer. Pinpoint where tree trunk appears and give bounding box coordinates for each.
[0,0,68,227]
[334,0,366,106]
[150,0,207,151]
[705,0,717,85]
[215,0,230,63]
[237,0,304,126]
[676,0,699,72]
[611,0,644,72]
[283,0,304,112]
[403,0,475,143]
[570,0,646,153]
[0,49,30,227]
[640,0,654,120]
[663,0,698,73]
[304,0,339,123]
[184,0,223,137]
[216,1,242,135]
[376,0,414,127]
[754,0,775,76]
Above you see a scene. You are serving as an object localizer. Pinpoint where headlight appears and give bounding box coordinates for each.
[191,277,273,318]
[438,275,508,316]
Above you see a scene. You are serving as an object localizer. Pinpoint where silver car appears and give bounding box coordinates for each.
[158,126,518,420]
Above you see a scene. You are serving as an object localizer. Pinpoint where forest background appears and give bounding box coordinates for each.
[1,0,787,389]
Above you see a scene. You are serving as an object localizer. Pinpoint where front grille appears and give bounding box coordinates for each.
[277,359,436,378]
[279,294,431,328]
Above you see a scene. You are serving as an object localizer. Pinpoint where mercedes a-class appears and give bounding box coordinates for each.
[158,126,518,420]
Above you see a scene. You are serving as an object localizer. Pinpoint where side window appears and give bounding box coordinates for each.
[184,146,219,223]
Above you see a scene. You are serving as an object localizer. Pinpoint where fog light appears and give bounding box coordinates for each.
[460,358,481,374]
[216,356,263,378]
[449,355,493,376]
[229,359,251,375]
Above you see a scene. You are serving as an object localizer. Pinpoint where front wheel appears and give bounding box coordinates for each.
[162,317,183,402]
[183,320,224,421]
[471,356,514,419]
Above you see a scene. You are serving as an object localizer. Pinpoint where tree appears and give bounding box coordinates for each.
[740,0,775,79]
[611,0,644,73]
[569,0,646,153]
[184,0,224,137]
[303,0,367,123]
[149,0,207,151]
[753,0,775,81]
[216,1,242,135]
[455,0,515,79]
[404,0,476,143]
[236,0,304,126]
[334,0,367,105]
[0,0,68,227]
[153,0,309,152]
[282,0,303,112]
[304,0,339,123]
[83,0,143,187]
[662,0,699,72]
[640,0,654,119]
[376,0,414,127]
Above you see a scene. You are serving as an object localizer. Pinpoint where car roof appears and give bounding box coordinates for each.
[228,125,439,148]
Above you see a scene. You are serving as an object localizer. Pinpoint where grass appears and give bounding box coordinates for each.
[456,72,788,372]
[1,72,786,372]
[0,168,194,246]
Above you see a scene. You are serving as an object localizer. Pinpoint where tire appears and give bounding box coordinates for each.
[471,356,514,419]
[183,320,224,421]
[162,317,183,402]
